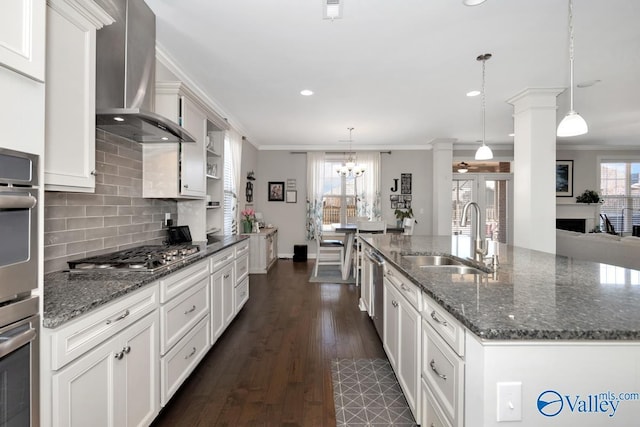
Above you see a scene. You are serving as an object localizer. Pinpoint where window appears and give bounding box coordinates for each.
[223,132,242,234]
[321,158,356,226]
[600,161,640,234]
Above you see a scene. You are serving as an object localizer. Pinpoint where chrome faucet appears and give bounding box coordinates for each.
[460,202,488,263]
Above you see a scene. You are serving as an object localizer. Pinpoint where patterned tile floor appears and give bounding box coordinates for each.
[331,359,417,426]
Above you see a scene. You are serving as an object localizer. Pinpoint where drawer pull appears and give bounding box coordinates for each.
[123,345,131,354]
[400,283,411,293]
[430,359,447,380]
[392,300,398,308]
[106,309,130,325]
[224,274,230,279]
[430,310,448,327]
[115,351,124,360]
[185,347,197,360]
[184,305,196,315]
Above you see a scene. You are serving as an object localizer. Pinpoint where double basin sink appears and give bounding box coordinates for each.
[401,254,487,275]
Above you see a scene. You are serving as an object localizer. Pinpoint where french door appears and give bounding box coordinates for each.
[452,173,513,245]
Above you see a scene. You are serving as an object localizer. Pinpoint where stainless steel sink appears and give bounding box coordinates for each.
[401,254,486,275]
[402,255,464,266]
[419,265,485,275]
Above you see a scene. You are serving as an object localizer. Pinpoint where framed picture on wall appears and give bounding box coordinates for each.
[286,190,297,203]
[556,160,573,197]
[268,181,285,201]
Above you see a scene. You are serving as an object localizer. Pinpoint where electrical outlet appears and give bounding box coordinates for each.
[497,382,522,422]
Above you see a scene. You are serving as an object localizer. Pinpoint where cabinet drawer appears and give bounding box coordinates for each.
[422,378,453,427]
[235,240,250,258]
[159,259,209,303]
[385,265,421,311]
[423,294,465,357]
[423,321,464,427]
[235,277,249,314]
[235,254,249,284]
[210,247,235,272]
[50,284,159,370]
[160,276,209,354]
[161,316,210,406]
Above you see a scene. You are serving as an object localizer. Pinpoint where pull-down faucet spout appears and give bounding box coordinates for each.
[460,202,488,263]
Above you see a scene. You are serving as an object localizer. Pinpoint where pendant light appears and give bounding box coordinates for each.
[557,0,588,137]
[336,127,365,177]
[475,53,493,161]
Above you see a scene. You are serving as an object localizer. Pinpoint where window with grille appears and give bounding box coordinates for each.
[600,161,640,234]
[322,159,357,226]
[223,134,236,234]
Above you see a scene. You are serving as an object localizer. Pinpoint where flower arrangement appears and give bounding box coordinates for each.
[241,208,255,223]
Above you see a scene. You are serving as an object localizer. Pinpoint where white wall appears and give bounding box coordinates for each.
[380,150,433,235]
[253,151,308,257]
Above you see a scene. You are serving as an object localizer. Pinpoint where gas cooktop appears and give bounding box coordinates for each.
[67,244,200,273]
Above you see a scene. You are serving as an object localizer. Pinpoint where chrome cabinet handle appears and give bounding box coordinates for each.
[392,300,398,308]
[123,345,131,354]
[184,305,196,315]
[90,170,97,176]
[430,310,448,327]
[183,184,189,189]
[400,283,411,293]
[185,347,196,360]
[106,309,130,325]
[224,274,230,279]
[430,359,447,380]
[115,351,124,360]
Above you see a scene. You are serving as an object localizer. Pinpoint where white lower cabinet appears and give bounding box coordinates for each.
[382,265,421,421]
[422,378,453,427]
[210,248,235,344]
[52,311,159,427]
[161,316,210,405]
[247,228,278,274]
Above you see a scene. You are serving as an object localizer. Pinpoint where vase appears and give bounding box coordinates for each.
[397,219,403,228]
[243,220,253,233]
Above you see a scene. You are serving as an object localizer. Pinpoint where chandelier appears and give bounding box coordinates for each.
[336,127,365,177]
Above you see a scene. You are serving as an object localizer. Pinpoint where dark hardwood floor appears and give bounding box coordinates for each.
[151,259,386,426]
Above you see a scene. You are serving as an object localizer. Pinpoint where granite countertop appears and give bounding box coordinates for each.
[43,235,248,329]
[364,234,640,341]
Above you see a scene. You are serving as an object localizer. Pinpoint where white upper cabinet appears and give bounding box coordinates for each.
[44,0,113,192]
[144,82,208,199]
[0,0,46,82]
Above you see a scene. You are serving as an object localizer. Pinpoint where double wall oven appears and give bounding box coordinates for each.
[0,148,39,426]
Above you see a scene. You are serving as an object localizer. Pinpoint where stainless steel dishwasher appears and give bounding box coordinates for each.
[365,248,385,339]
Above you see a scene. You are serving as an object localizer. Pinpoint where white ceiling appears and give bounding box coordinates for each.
[145,0,640,151]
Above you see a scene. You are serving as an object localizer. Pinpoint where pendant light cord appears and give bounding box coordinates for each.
[568,0,575,112]
[482,56,486,146]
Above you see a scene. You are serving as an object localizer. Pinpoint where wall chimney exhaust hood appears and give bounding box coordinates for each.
[95,0,195,143]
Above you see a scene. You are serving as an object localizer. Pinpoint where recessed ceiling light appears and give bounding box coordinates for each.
[114,116,124,122]
[463,0,487,5]
[466,90,480,97]
[300,89,314,96]
[576,79,601,88]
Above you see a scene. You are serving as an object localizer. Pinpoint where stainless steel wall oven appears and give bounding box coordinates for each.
[0,147,39,426]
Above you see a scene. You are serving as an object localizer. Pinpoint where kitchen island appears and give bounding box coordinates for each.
[363,234,640,427]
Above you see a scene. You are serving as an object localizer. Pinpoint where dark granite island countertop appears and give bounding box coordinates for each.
[43,235,248,329]
[364,234,640,341]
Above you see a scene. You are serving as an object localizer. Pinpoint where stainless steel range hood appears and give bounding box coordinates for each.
[95,0,195,143]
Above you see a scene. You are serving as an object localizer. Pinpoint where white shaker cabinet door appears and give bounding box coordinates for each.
[0,0,45,81]
[180,96,207,197]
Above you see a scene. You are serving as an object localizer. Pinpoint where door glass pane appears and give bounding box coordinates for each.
[452,179,473,236]
[485,179,509,244]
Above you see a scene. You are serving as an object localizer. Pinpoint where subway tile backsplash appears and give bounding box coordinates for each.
[43,130,177,273]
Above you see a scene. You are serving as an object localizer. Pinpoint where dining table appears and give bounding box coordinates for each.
[332,223,404,280]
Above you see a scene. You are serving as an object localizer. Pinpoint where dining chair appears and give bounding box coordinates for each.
[403,218,415,235]
[355,220,386,285]
[313,225,345,277]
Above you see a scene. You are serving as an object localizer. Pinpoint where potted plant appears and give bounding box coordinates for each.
[576,189,601,204]
[394,208,414,228]
[240,208,255,233]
